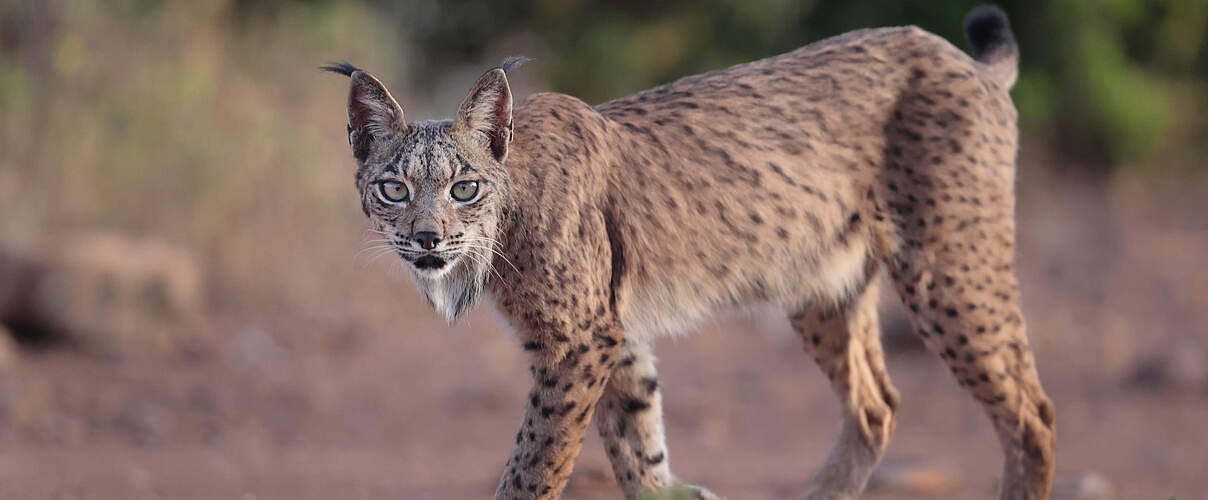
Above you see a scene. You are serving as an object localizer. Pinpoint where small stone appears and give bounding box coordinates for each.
[880,304,924,353]
[1052,472,1113,499]
[1126,342,1208,392]
[867,459,961,495]
[0,323,17,368]
[877,276,926,354]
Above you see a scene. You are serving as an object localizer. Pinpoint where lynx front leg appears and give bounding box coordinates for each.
[596,341,722,500]
[494,324,623,500]
[595,340,673,497]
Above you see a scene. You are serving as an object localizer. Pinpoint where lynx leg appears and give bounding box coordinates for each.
[887,226,1055,500]
[595,340,673,497]
[595,340,720,500]
[789,279,900,500]
[494,324,623,500]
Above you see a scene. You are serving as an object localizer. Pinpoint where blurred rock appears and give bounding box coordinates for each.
[877,274,926,354]
[1126,342,1208,393]
[0,323,17,368]
[0,231,203,357]
[562,457,615,496]
[867,459,961,496]
[880,303,924,354]
[1052,472,1113,499]
[0,245,37,317]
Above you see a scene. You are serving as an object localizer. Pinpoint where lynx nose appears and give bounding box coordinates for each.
[413,231,441,250]
[413,231,442,252]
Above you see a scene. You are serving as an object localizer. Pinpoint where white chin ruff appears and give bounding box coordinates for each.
[410,253,488,323]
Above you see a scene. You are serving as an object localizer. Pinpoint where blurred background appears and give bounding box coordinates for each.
[1,0,1206,498]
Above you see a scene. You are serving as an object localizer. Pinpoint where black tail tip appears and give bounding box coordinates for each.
[963,4,1015,60]
[320,61,360,77]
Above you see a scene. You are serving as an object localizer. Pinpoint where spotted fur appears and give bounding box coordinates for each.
[325,5,1053,500]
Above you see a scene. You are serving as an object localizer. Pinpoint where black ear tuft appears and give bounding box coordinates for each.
[497,56,532,74]
[320,61,360,77]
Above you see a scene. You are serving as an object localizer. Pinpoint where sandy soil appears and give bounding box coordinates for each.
[1,170,1206,499]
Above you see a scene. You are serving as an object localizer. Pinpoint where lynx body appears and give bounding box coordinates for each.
[325,6,1054,499]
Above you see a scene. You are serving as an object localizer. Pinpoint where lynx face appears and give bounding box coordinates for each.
[358,123,511,321]
[328,61,518,322]
[358,124,503,271]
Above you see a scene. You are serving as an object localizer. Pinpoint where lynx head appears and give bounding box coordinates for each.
[324,59,525,322]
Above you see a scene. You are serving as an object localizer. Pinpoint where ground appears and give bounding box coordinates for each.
[1,170,1205,499]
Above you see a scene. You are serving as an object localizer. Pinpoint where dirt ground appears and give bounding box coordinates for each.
[1,169,1206,499]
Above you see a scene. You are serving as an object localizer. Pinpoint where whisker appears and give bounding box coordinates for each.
[355,246,398,264]
[461,247,507,288]
[358,247,402,268]
[458,238,520,273]
[368,250,397,265]
[458,246,512,289]
[356,250,397,264]
[356,243,396,255]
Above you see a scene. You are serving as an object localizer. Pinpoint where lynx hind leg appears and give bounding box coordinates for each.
[595,341,722,500]
[789,279,901,500]
[887,221,1055,499]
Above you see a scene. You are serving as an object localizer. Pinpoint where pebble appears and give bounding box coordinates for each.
[0,323,17,368]
[1052,472,1113,499]
[1127,342,1208,392]
[867,460,961,495]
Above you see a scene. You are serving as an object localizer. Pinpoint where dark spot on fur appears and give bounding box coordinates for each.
[620,397,651,413]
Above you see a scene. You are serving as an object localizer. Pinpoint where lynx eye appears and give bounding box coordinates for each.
[451,180,479,202]
[377,180,409,203]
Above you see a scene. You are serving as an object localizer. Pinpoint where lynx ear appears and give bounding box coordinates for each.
[455,67,513,162]
[346,70,406,161]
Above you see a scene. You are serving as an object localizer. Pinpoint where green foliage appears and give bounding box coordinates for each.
[384,0,1208,171]
[1,0,1204,236]
[0,0,408,303]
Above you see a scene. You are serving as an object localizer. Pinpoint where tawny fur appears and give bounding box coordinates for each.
[326,6,1054,500]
